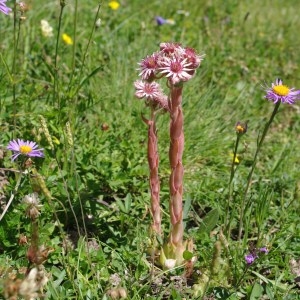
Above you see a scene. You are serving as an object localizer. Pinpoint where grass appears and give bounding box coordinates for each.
[0,0,300,299]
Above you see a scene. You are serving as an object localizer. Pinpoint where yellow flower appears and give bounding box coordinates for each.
[62,33,73,45]
[230,153,240,164]
[109,1,120,10]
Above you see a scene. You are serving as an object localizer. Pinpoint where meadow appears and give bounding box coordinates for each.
[0,0,300,299]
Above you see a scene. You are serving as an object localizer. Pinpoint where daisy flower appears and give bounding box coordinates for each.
[7,139,44,161]
[138,53,160,81]
[160,42,183,55]
[265,78,300,104]
[134,80,162,100]
[183,47,204,69]
[134,80,168,110]
[0,0,12,15]
[159,56,194,85]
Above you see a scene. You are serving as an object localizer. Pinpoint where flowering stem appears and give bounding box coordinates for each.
[143,109,162,237]
[168,85,184,246]
[0,172,22,222]
[238,101,281,240]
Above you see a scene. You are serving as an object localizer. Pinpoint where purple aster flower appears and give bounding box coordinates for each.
[265,78,300,104]
[259,247,269,254]
[155,16,167,26]
[0,0,12,15]
[7,139,44,161]
[245,253,257,265]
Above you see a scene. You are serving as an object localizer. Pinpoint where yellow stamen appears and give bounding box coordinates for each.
[20,145,32,154]
[273,85,290,96]
[236,125,244,133]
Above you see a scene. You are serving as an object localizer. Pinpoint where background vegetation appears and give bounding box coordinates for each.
[0,0,300,299]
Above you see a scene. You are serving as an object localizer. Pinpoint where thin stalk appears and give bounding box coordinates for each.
[71,0,78,72]
[0,172,22,222]
[68,2,102,99]
[53,2,66,111]
[238,102,281,240]
[225,134,240,237]
[12,0,21,137]
[54,156,81,237]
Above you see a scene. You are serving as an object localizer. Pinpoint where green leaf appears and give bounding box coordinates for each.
[250,282,263,299]
[183,250,193,260]
[198,208,219,235]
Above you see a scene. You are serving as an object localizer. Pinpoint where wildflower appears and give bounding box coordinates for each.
[245,246,269,265]
[160,42,183,55]
[265,78,300,104]
[245,253,257,265]
[183,47,204,69]
[40,20,53,37]
[259,247,269,254]
[19,2,27,13]
[0,0,11,15]
[155,16,167,26]
[159,56,194,85]
[134,80,163,100]
[23,193,43,219]
[108,1,120,10]
[7,139,44,161]
[134,80,168,110]
[138,52,160,81]
[235,121,248,135]
[166,19,175,25]
[230,153,240,164]
[95,18,102,28]
[62,33,73,45]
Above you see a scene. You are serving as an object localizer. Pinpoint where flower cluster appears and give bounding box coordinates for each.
[0,0,11,15]
[41,20,53,37]
[138,42,203,85]
[134,43,203,109]
[265,78,300,105]
[245,246,269,265]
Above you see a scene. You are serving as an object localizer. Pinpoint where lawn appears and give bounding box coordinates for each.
[0,0,300,299]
